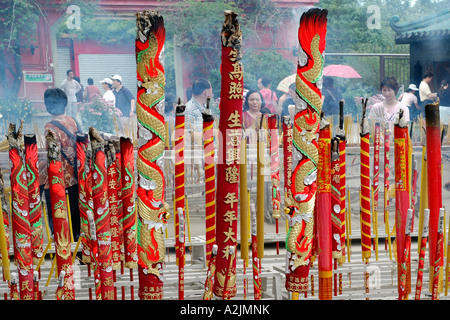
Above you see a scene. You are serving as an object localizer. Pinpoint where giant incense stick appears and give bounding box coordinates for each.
[384,126,393,260]
[174,100,186,300]
[372,123,381,260]
[330,137,341,296]
[105,139,122,270]
[76,133,91,264]
[8,122,34,300]
[24,134,43,266]
[425,102,443,296]
[336,100,346,264]
[317,116,332,300]
[202,100,216,264]
[135,10,170,300]
[89,128,114,300]
[46,129,75,300]
[213,10,243,299]
[360,99,371,263]
[120,137,137,269]
[285,7,328,296]
[394,109,411,300]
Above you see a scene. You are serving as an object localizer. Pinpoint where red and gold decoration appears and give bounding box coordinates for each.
[203,244,218,300]
[105,139,122,271]
[76,133,92,264]
[285,7,328,296]
[432,208,445,299]
[202,100,216,264]
[8,122,34,300]
[213,10,243,299]
[317,116,332,300]
[89,128,114,300]
[283,116,293,205]
[394,109,411,300]
[372,122,381,259]
[119,137,137,269]
[24,134,43,266]
[135,10,170,300]
[384,126,393,259]
[415,208,429,299]
[46,129,75,300]
[359,99,371,263]
[174,100,186,299]
[337,100,347,263]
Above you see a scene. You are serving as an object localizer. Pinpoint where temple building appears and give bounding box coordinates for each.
[390,8,450,91]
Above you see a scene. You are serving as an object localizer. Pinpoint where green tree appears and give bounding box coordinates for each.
[0,0,40,100]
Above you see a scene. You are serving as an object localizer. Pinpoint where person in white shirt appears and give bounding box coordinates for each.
[185,77,214,182]
[399,84,420,120]
[419,71,438,108]
[368,76,409,135]
[60,69,81,119]
[99,78,116,108]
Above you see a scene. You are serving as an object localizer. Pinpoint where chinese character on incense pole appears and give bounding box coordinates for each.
[330,136,342,296]
[394,109,411,300]
[46,129,75,300]
[317,114,332,300]
[213,10,243,299]
[135,10,170,300]
[424,102,444,299]
[415,208,429,299]
[105,138,122,272]
[8,122,34,300]
[284,8,328,297]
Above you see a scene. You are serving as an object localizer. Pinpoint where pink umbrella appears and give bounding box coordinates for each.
[323,64,361,78]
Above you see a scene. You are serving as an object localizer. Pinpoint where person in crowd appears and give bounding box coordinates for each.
[60,69,82,119]
[257,76,278,115]
[419,70,439,109]
[84,78,101,103]
[278,82,296,118]
[439,80,449,107]
[399,84,420,120]
[368,76,409,134]
[185,77,213,182]
[243,89,266,145]
[99,78,116,107]
[39,88,82,241]
[111,74,135,118]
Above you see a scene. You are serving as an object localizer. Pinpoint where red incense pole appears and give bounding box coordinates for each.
[202,99,216,265]
[89,128,114,300]
[24,134,43,266]
[213,11,243,299]
[394,109,411,299]
[8,122,34,300]
[136,10,169,300]
[317,116,332,300]
[46,129,75,300]
[425,102,443,297]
